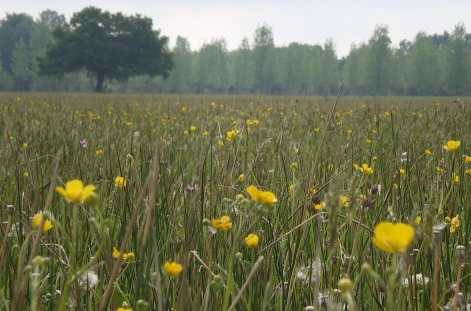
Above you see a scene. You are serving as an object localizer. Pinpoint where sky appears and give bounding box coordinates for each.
[3,0,471,57]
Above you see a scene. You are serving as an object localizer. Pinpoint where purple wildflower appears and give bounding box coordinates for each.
[186,185,195,193]
[80,139,87,148]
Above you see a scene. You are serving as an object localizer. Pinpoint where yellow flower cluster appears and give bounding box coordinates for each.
[112,247,135,261]
[353,163,373,174]
[246,186,277,205]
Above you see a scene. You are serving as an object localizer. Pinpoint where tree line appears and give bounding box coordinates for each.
[1,9,470,95]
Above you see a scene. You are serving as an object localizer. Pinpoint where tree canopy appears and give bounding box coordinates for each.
[38,6,173,92]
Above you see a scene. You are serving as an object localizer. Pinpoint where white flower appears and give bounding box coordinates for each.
[403,274,429,288]
[79,270,99,290]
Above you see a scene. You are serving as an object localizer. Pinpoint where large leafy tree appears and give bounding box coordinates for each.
[39,6,173,92]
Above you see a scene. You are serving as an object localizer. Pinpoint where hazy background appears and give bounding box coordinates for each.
[3,0,471,57]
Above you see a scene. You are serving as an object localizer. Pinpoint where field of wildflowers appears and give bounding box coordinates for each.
[1,93,471,310]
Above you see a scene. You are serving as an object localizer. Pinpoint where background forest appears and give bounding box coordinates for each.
[1,9,470,96]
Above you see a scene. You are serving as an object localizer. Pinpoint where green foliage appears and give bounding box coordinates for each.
[38,6,173,92]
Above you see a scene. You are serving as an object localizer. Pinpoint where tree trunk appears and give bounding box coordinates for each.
[95,72,105,92]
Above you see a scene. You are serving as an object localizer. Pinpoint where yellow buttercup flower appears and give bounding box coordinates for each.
[55,179,96,203]
[226,129,237,141]
[314,201,326,210]
[443,140,460,151]
[465,155,471,163]
[360,163,373,174]
[245,234,259,248]
[115,176,126,188]
[163,261,183,276]
[116,308,132,311]
[238,174,245,182]
[424,149,432,156]
[450,215,460,233]
[246,186,277,205]
[211,216,232,230]
[32,214,53,232]
[339,195,349,207]
[372,222,414,253]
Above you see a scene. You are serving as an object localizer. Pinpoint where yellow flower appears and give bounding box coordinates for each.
[445,216,451,223]
[32,214,53,232]
[238,174,244,182]
[314,201,326,210]
[290,162,298,169]
[211,216,232,230]
[183,130,188,135]
[443,140,460,151]
[371,222,414,253]
[245,234,259,248]
[452,172,459,183]
[163,261,183,276]
[339,195,349,207]
[202,131,209,136]
[218,141,224,147]
[115,176,126,188]
[366,139,372,144]
[360,164,373,174]
[414,216,421,225]
[116,308,132,311]
[95,149,103,155]
[466,169,471,176]
[23,172,28,177]
[246,186,277,205]
[353,163,359,170]
[465,155,471,163]
[55,179,96,203]
[450,215,460,233]
[23,143,28,148]
[226,129,237,141]
[399,168,405,175]
[112,247,134,261]
[425,149,432,156]
[190,126,196,131]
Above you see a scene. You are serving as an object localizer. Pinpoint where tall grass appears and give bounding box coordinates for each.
[0,93,470,310]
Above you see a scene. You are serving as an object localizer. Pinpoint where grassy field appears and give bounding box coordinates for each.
[0,93,470,310]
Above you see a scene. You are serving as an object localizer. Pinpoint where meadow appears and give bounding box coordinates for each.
[0,92,470,310]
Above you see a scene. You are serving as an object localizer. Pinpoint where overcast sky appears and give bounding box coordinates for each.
[3,1,471,57]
